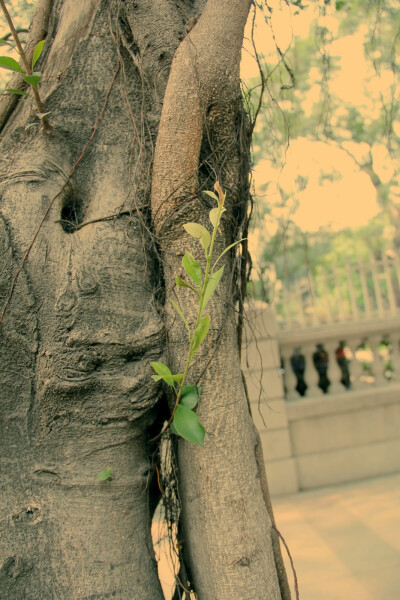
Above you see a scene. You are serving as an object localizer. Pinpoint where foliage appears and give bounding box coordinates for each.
[0,1,50,130]
[151,183,244,446]
[245,0,400,302]
[97,467,113,481]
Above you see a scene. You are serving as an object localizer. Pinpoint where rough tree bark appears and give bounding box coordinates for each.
[0,1,291,599]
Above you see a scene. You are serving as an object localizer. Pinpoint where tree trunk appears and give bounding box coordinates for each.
[0,1,290,599]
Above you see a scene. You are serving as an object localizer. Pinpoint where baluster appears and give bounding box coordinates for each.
[303,343,323,397]
[370,253,385,318]
[393,248,400,299]
[333,261,346,322]
[389,335,400,380]
[321,268,333,323]
[382,253,397,315]
[281,346,300,400]
[307,272,319,327]
[346,262,359,321]
[295,280,306,328]
[358,258,372,319]
[369,334,388,386]
[325,340,345,394]
[347,339,366,390]
[282,287,293,330]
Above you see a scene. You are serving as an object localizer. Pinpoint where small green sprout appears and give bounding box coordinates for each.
[151,182,245,446]
[97,467,113,481]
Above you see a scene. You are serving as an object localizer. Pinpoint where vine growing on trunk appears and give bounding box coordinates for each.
[151,182,245,446]
[0,0,50,132]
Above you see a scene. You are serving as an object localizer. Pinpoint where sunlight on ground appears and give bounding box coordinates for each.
[274,474,400,600]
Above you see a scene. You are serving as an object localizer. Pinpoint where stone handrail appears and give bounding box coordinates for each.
[279,316,400,400]
[271,250,400,330]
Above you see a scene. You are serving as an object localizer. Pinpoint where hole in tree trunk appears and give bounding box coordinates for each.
[60,190,84,233]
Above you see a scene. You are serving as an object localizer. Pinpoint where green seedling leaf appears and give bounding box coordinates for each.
[192,314,210,352]
[180,385,200,409]
[152,373,184,383]
[171,299,190,335]
[213,238,247,270]
[170,421,179,435]
[209,207,225,228]
[182,251,202,286]
[0,40,15,48]
[97,467,113,481]
[203,190,219,202]
[32,40,45,70]
[151,361,183,386]
[0,56,24,73]
[183,222,211,251]
[202,266,224,312]
[37,111,50,119]
[24,72,41,87]
[5,88,28,96]
[175,275,199,295]
[173,404,205,446]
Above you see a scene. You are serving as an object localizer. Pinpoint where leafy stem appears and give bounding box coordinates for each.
[151,182,240,446]
[0,0,51,133]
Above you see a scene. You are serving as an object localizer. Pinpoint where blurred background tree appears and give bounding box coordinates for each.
[241,0,400,309]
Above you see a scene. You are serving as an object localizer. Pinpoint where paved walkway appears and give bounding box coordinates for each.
[273,473,400,600]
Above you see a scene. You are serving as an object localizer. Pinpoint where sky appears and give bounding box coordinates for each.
[240,1,381,236]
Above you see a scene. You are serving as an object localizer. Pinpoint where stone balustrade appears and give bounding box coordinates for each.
[279,316,400,400]
[243,303,400,495]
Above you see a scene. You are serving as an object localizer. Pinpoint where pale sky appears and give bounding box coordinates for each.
[240,2,383,237]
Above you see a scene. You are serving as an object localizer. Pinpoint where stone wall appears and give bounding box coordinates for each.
[243,303,400,495]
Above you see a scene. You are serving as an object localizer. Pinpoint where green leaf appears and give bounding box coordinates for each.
[0,56,24,73]
[37,111,50,119]
[203,190,219,202]
[202,266,224,312]
[170,421,179,436]
[171,299,190,335]
[0,40,15,48]
[213,238,247,270]
[97,467,113,481]
[192,314,210,352]
[209,207,221,228]
[173,404,205,446]
[180,385,200,409]
[5,88,28,96]
[152,372,184,383]
[151,361,183,386]
[23,73,41,87]
[182,252,202,286]
[183,222,211,251]
[32,40,45,70]
[175,276,199,294]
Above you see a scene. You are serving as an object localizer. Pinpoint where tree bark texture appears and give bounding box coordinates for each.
[0,1,290,598]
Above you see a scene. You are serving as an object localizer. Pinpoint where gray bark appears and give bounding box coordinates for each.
[0,1,290,598]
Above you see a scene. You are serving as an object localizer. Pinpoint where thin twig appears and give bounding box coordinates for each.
[0,0,51,133]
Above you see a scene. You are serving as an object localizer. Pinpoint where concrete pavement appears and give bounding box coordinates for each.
[273,473,400,600]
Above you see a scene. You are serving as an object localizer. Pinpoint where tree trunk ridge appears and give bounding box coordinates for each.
[0,1,290,598]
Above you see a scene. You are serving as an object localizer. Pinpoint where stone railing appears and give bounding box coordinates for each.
[279,316,400,400]
[242,303,400,494]
[271,250,400,331]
